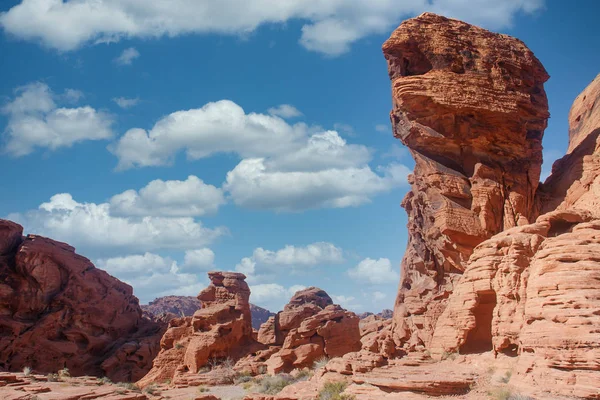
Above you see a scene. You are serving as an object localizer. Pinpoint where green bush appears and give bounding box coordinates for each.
[256,374,295,395]
[318,381,355,400]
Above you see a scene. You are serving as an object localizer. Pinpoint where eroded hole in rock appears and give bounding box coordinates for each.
[500,344,519,357]
[548,219,578,237]
[459,290,496,354]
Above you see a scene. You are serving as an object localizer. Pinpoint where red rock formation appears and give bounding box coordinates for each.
[141,296,201,320]
[383,12,550,351]
[537,74,600,214]
[0,220,164,382]
[142,296,274,330]
[428,73,600,398]
[138,272,258,387]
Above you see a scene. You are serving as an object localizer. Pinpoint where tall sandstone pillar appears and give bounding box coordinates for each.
[383,13,550,349]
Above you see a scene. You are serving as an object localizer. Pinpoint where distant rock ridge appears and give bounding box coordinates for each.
[141,295,275,329]
[0,220,165,382]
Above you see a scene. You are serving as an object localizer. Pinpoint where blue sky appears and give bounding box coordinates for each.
[0,0,598,312]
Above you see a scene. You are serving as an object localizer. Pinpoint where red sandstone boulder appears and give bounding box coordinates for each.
[138,272,259,387]
[0,220,164,382]
[383,12,550,351]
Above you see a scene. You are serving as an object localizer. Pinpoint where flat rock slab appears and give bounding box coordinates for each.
[352,364,478,396]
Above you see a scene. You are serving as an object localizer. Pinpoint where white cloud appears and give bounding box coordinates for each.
[267,104,302,119]
[109,99,408,211]
[250,283,306,312]
[372,291,387,301]
[348,258,399,285]
[63,88,84,103]
[375,124,389,133]
[96,252,208,304]
[96,252,177,279]
[109,175,225,217]
[236,242,343,282]
[113,97,139,109]
[114,47,140,65]
[1,82,113,156]
[332,294,362,310]
[9,193,226,257]
[109,100,305,170]
[382,143,409,160]
[225,159,409,211]
[0,0,544,55]
[182,248,215,272]
[333,123,355,137]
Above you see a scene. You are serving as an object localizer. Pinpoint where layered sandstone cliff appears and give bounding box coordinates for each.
[383,12,550,351]
[0,220,164,382]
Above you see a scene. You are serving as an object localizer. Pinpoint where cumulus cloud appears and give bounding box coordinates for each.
[375,124,389,133]
[114,47,140,65]
[224,160,409,211]
[332,294,362,311]
[1,82,113,156]
[235,242,344,282]
[109,175,225,217]
[9,193,226,257]
[348,258,399,285]
[109,100,409,211]
[0,0,544,55]
[109,100,305,170]
[63,88,84,103]
[250,283,306,312]
[267,104,302,119]
[96,252,208,303]
[182,248,215,272]
[113,97,139,109]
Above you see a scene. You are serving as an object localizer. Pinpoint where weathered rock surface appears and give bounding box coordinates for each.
[537,73,600,215]
[0,220,164,382]
[138,272,258,387]
[142,296,274,330]
[428,72,600,398]
[142,296,201,321]
[237,288,362,376]
[383,12,550,352]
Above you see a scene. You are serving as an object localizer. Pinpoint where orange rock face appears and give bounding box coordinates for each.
[138,272,258,387]
[0,220,164,382]
[428,72,600,398]
[383,12,550,351]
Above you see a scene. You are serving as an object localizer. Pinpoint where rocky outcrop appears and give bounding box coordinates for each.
[383,12,550,351]
[427,72,600,398]
[142,296,274,329]
[250,304,276,330]
[138,272,258,387]
[141,296,201,321]
[0,220,164,382]
[537,74,600,214]
[237,288,362,375]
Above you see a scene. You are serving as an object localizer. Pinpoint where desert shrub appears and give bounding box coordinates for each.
[256,373,295,395]
[46,373,60,382]
[98,376,112,385]
[175,342,184,350]
[117,382,139,391]
[58,368,70,378]
[294,369,313,381]
[318,381,355,400]
[500,370,512,383]
[441,351,458,361]
[198,386,210,393]
[143,383,159,395]
[22,366,32,376]
[313,356,329,370]
[234,371,253,384]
